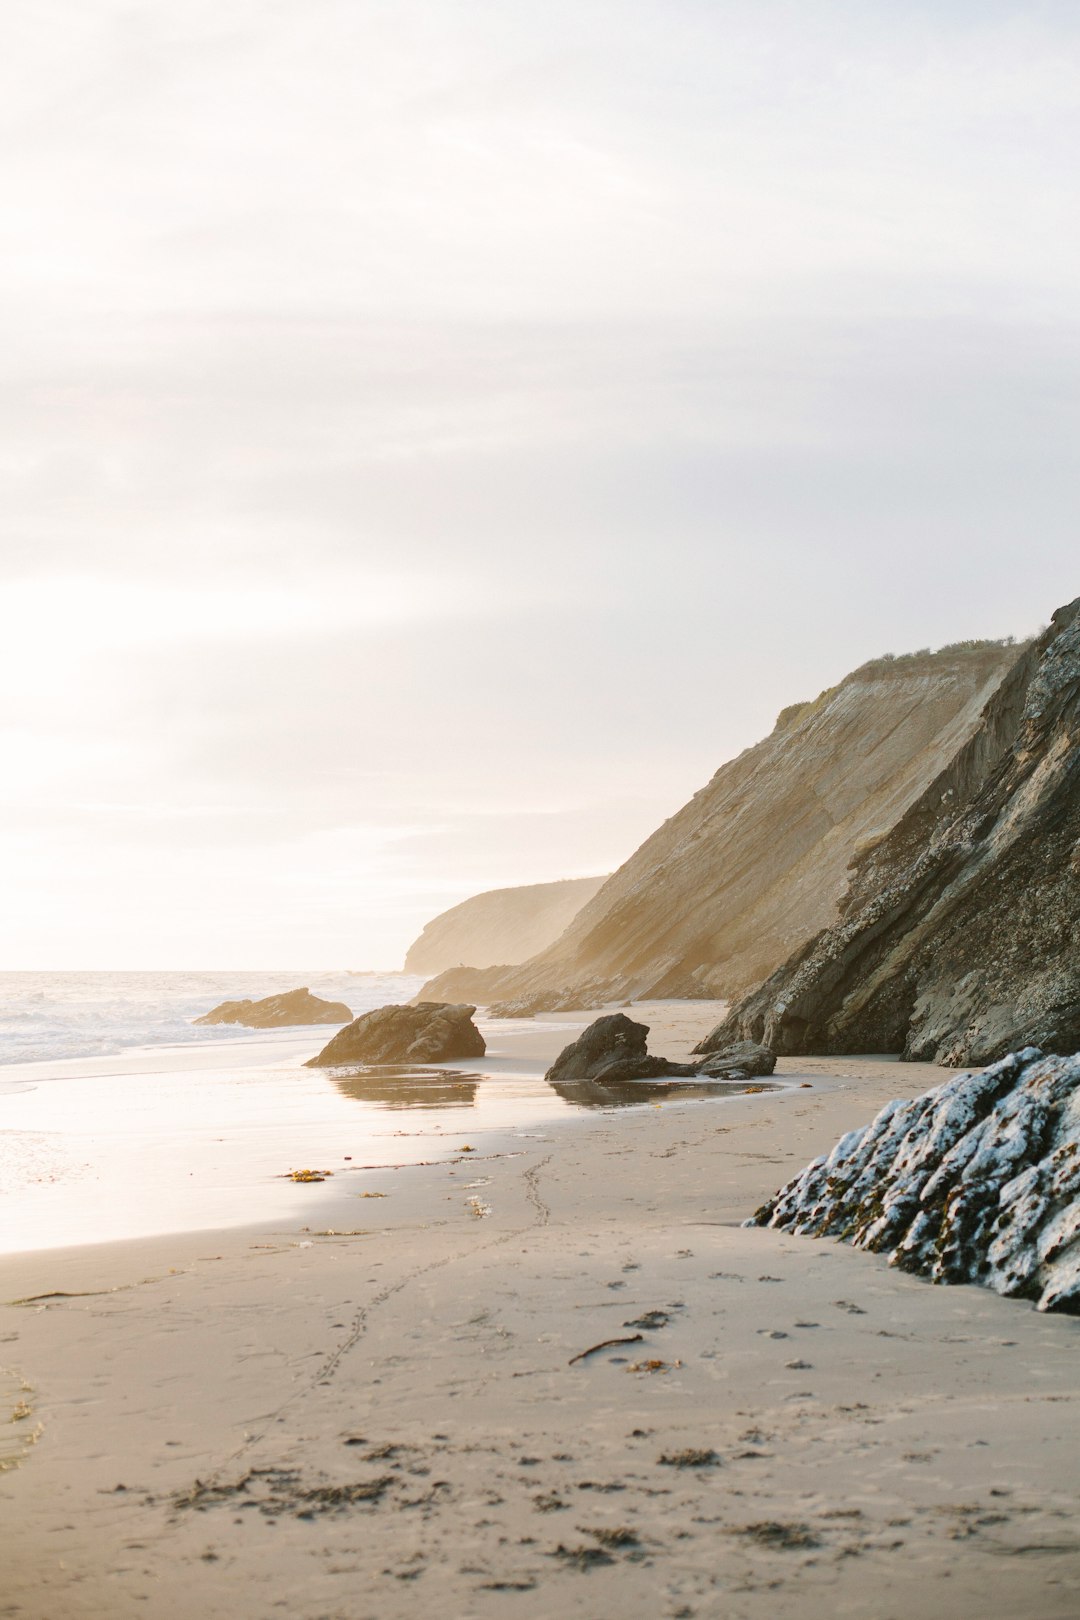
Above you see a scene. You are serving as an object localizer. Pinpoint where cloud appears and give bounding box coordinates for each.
[2,1,1080,964]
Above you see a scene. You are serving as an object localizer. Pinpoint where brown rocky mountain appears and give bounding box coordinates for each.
[402,875,607,976]
[712,597,1080,1066]
[418,637,1024,1012]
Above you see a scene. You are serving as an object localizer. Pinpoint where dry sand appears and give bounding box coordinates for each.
[2,1003,1079,1619]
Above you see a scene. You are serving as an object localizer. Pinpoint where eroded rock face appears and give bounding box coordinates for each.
[403,876,608,976]
[749,1049,1080,1315]
[412,968,611,1015]
[487,989,610,1019]
[307,1002,486,1067]
[718,598,1080,1065]
[544,1014,697,1084]
[418,638,1022,1012]
[194,989,352,1028]
[694,1039,777,1079]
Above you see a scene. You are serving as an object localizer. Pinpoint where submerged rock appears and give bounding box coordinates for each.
[692,1038,777,1078]
[307,1002,486,1067]
[544,1014,698,1084]
[748,1049,1080,1315]
[194,988,352,1029]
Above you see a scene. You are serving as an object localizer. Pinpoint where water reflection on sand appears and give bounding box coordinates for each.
[330,1066,482,1109]
[547,1077,780,1110]
[329,1064,780,1113]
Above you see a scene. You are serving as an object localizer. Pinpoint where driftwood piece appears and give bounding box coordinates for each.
[568,1333,644,1366]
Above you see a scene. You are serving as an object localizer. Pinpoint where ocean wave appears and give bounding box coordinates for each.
[0,971,424,1068]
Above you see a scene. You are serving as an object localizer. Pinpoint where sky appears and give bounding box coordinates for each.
[3,0,1079,969]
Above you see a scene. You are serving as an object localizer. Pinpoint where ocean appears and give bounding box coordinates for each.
[0,976,739,1254]
[0,971,575,1252]
[0,970,424,1069]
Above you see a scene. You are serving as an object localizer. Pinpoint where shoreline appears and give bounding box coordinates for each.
[0,998,759,1256]
[3,1007,1079,1617]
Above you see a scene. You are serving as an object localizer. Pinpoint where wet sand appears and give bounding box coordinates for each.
[2,1004,1079,1619]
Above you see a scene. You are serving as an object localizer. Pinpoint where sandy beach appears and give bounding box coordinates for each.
[3,1003,1079,1620]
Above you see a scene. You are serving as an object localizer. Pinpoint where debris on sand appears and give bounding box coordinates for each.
[173,1467,396,1518]
[568,1334,644,1365]
[658,1448,719,1469]
[730,1520,819,1549]
[585,1526,640,1547]
[548,1542,617,1569]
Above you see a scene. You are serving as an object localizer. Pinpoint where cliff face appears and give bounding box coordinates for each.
[421,639,1022,1011]
[402,876,607,976]
[719,599,1080,1066]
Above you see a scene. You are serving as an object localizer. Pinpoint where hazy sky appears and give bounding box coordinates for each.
[4,1,1079,969]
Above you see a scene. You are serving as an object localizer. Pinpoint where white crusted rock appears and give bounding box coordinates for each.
[748,1049,1080,1314]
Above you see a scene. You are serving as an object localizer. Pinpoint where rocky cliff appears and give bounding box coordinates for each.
[420,638,1023,1011]
[402,876,607,977]
[717,599,1080,1065]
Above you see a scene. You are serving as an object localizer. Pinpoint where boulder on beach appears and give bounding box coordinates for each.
[749,1048,1080,1315]
[692,1038,777,1079]
[194,988,352,1029]
[306,1002,486,1067]
[544,1013,698,1085]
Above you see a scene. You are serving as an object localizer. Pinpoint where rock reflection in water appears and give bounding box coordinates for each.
[330,1066,481,1110]
[548,1077,781,1111]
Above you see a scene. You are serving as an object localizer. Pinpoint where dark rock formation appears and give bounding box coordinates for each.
[307,1002,486,1067]
[403,876,608,976]
[694,1040,777,1079]
[544,1014,698,1085]
[718,599,1080,1066]
[415,638,1022,1011]
[194,988,352,1028]
[749,1049,1080,1315]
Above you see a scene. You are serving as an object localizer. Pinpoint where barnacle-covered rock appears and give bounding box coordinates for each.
[748,1049,1080,1314]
